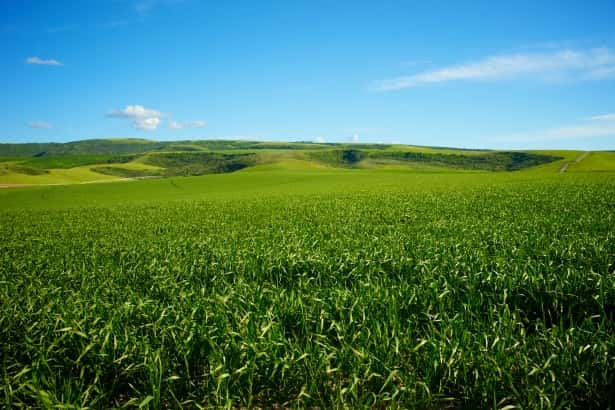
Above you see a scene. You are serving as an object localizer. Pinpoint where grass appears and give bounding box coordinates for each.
[0,165,429,209]
[0,162,49,176]
[144,152,258,176]
[94,161,164,172]
[0,164,576,210]
[0,165,120,185]
[519,150,580,173]
[1,143,615,407]
[1,165,615,408]
[306,149,561,171]
[92,162,165,179]
[567,152,615,172]
[19,154,137,170]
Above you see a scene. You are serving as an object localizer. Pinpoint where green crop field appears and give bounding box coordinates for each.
[1,140,615,408]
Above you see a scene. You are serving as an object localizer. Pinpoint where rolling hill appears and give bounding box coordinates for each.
[4,138,611,187]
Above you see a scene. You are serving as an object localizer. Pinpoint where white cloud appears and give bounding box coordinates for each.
[106,105,166,131]
[107,105,164,119]
[496,115,615,142]
[373,47,615,91]
[314,136,325,143]
[168,120,207,130]
[26,56,63,66]
[136,117,161,131]
[587,113,615,121]
[352,133,359,142]
[27,121,52,129]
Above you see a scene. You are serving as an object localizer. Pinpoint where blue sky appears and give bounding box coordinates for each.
[1,0,615,149]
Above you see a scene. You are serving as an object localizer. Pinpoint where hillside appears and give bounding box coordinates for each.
[3,138,608,186]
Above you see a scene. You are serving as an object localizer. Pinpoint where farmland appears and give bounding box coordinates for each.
[1,141,615,408]
[0,138,566,186]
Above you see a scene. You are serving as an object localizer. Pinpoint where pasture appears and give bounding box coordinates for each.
[1,143,614,408]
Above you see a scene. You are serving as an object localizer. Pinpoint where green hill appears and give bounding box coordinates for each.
[2,138,614,186]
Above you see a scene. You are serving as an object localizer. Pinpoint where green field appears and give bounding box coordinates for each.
[0,138,581,186]
[1,141,615,408]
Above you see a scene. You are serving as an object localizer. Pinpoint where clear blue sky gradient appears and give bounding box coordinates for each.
[1,0,615,149]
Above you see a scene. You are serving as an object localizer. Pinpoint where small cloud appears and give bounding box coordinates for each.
[495,117,615,142]
[27,121,52,129]
[168,120,207,130]
[314,136,325,143]
[135,117,161,131]
[352,133,359,142]
[373,47,615,91]
[391,140,401,145]
[106,105,166,131]
[586,113,615,121]
[107,105,164,119]
[26,56,63,66]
